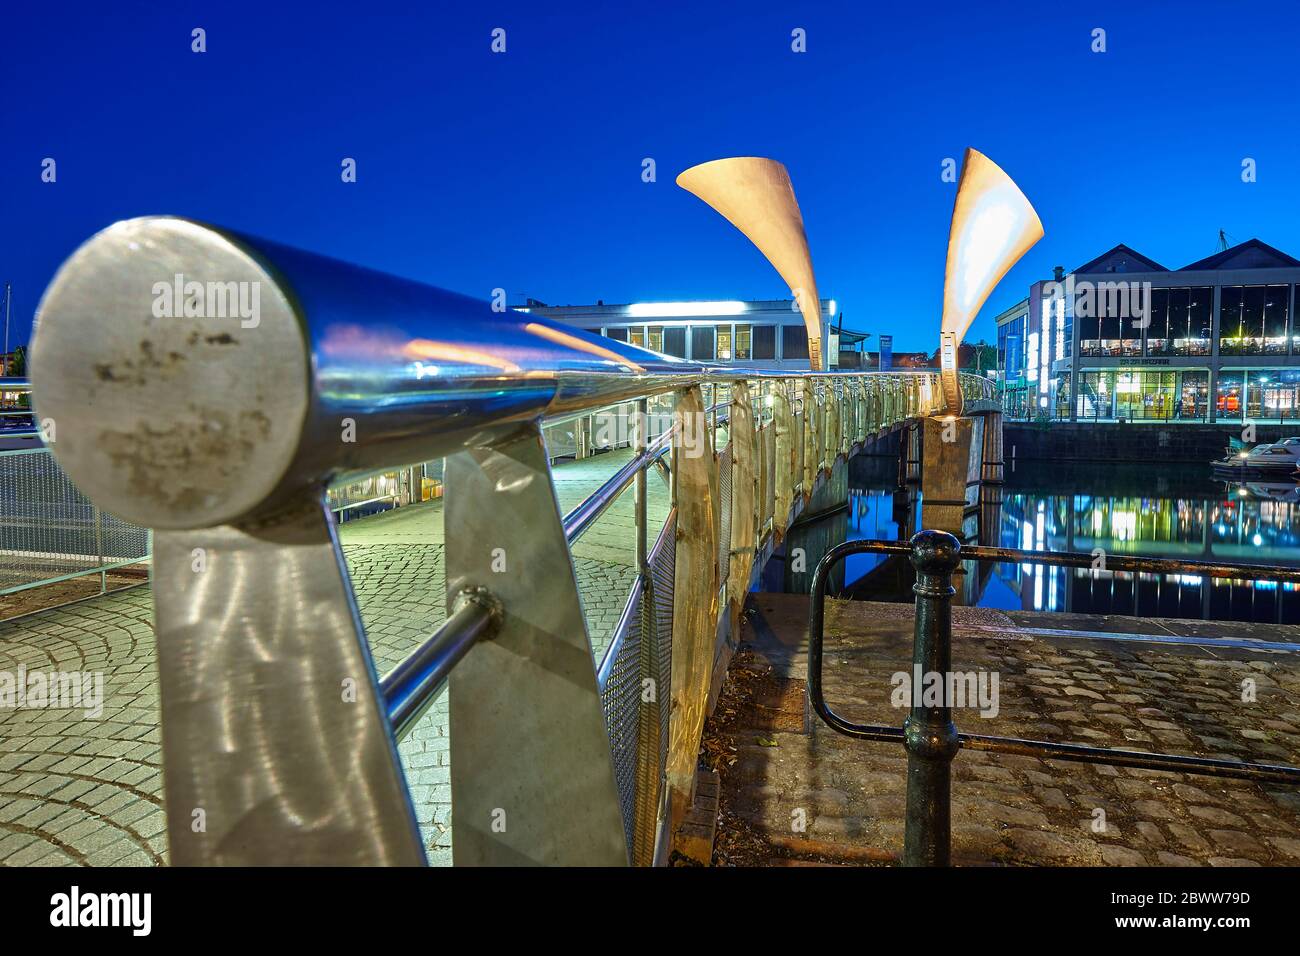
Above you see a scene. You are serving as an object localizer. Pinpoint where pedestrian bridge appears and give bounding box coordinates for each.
[4,214,1006,866]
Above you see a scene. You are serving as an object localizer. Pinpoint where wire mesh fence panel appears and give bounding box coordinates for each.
[763,424,776,528]
[644,512,676,863]
[599,583,643,859]
[0,448,150,593]
[717,445,733,589]
[793,410,805,493]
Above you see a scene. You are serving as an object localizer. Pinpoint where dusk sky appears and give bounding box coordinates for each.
[4,1,1300,352]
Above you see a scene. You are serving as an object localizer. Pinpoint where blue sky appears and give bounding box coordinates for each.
[3,1,1300,352]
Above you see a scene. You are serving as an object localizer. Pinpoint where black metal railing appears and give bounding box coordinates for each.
[808,533,1300,866]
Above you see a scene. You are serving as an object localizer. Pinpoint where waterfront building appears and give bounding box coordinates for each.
[516,297,838,369]
[994,239,1300,423]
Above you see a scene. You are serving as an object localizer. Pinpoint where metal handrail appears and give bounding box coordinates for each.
[814,538,1300,584]
[25,217,1002,866]
[563,428,676,544]
[596,510,677,691]
[808,533,1300,866]
[381,588,502,741]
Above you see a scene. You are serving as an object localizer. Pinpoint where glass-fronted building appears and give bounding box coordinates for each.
[994,298,1032,419]
[515,298,837,369]
[995,239,1300,423]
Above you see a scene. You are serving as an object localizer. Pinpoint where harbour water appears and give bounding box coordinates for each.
[765,454,1300,625]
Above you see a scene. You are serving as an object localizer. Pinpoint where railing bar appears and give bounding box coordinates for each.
[597,509,676,689]
[832,538,1300,584]
[381,594,498,742]
[596,577,644,691]
[329,494,400,514]
[0,556,153,596]
[959,732,1300,784]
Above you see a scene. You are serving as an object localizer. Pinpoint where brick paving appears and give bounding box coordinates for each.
[708,595,1300,867]
[0,449,667,866]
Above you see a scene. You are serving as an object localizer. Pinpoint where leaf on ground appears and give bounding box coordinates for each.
[756,735,779,748]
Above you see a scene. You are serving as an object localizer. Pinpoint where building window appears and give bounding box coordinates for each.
[1140,288,1212,356]
[1145,288,1170,355]
[663,327,686,358]
[1219,286,1285,355]
[782,325,808,361]
[647,325,665,353]
[1179,371,1209,421]
[691,326,715,361]
[752,325,776,360]
[1115,370,1176,421]
[604,327,629,343]
[1247,369,1300,421]
[1077,296,1101,356]
[629,326,646,348]
[734,324,752,361]
[1216,370,1244,422]
[716,324,733,361]
[1076,371,1114,420]
[1264,286,1289,354]
[1187,288,1212,354]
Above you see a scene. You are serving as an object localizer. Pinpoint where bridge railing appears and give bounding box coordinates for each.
[28,215,999,865]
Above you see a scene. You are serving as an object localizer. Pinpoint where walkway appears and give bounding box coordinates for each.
[0,448,670,866]
[706,594,1300,866]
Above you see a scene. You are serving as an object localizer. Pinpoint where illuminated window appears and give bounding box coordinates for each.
[629,326,646,348]
[734,324,752,361]
[716,324,733,361]
[1054,296,1065,360]
[647,325,664,353]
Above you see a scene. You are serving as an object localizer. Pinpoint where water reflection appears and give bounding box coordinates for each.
[774,455,1300,624]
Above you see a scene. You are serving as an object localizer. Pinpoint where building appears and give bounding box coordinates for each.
[994,298,1032,418]
[516,298,839,369]
[995,239,1300,423]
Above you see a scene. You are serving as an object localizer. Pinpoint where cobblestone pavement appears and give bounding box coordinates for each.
[708,594,1300,867]
[0,449,668,866]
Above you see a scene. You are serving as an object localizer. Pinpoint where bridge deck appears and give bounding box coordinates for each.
[0,448,670,866]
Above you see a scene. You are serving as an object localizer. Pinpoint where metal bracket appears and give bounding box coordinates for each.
[445,423,628,865]
[152,495,426,866]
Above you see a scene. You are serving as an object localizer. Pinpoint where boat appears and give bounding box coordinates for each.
[1211,436,1300,478]
[1223,480,1300,503]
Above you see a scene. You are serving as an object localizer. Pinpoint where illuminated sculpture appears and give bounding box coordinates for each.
[676,158,825,370]
[678,149,1042,412]
[938,148,1043,414]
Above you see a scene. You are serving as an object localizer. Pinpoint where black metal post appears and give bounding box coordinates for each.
[903,529,962,867]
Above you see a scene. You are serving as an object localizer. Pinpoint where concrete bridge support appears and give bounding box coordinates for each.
[919,417,974,537]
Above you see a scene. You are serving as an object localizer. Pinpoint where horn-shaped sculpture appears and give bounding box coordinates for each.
[938,148,1043,414]
[677,158,825,370]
